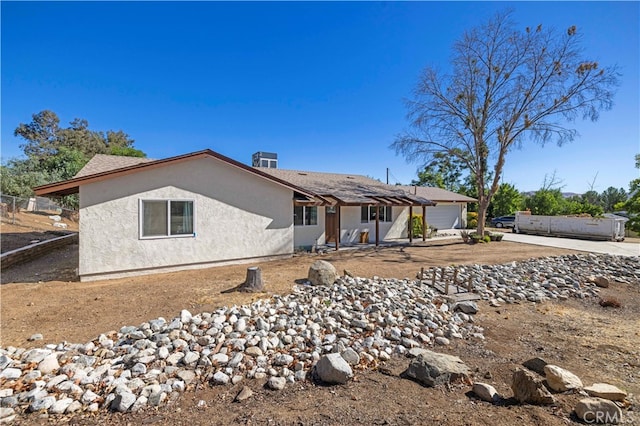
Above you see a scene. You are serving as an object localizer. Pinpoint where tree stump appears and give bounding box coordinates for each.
[237,267,264,293]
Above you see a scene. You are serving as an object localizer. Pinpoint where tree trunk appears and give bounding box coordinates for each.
[237,267,264,293]
[477,197,489,236]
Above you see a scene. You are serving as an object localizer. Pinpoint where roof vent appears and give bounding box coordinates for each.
[298,172,308,176]
[252,152,278,168]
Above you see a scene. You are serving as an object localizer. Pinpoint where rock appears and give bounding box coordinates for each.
[176,370,196,384]
[245,347,263,357]
[583,383,627,402]
[148,391,166,407]
[589,275,610,288]
[472,383,500,403]
[511,368,555,405]
[574,397,622,424]
[454,301,478,314]
[28,334,43,341]
[544,364,583,392]
[49,397,73,414]
[29,396,56,412]
[180,309,193,323]
[273,354,294,366]
[0,356,11,370]
[522,357,547,375]
[66,400,82,413]
[267,376,286,390]
[308,260,338,286]
[234,386,253,402]
[37,354,60,375]
[403,350,470,387]
[434,336,450,346]
[212,371,230,385]
[0,368,21,380]
[340,348,360,366]
[0,408,15,420]
[81,390,99,404]
[111,392,137,412]
[315,353,353,384]
[131,396,148,412]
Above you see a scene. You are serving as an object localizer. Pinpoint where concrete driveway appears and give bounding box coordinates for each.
[501,232,640,257]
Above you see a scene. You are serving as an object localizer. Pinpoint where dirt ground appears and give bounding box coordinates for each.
[1,228,639,425]
[1,210,79,253]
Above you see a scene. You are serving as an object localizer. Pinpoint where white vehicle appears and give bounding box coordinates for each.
[514,211,626,241]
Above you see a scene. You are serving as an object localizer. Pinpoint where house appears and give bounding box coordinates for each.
[254,168,437,250]
[398,186,477,230]
[34,149,434,281]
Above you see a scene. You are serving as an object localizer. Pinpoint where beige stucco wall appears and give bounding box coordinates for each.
[79,157,294,281]
[292,206,410,248]
[293,206,326,249]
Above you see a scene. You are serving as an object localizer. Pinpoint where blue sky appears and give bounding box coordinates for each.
[2,1,638,193]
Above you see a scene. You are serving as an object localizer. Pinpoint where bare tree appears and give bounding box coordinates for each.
[392,11,619,235]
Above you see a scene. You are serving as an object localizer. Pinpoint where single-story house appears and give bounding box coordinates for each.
[34,149,436,281]
[398,186,477,230]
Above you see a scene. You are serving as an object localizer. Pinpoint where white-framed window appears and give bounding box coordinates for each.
[140,199,195,238]
[361,205,392,223]
[294,205,318,226]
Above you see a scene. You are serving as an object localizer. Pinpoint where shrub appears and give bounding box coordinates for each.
[483,235,491,243]
[467,212,478,229]
[411,214,426,237]
[470,234,484,244]
[460,230,471,243]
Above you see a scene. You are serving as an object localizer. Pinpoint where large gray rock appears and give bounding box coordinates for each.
[511,368,555,405]
[544,364,583,392]
[574,397,622,424]
[584,383,627,402]
[403,350,470,387]
[315,353,353,384]
[308,261,338,286]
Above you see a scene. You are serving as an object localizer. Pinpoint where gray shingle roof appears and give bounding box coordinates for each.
[74,154,154,178]
[398,185,477,203]
[256,168,434,205]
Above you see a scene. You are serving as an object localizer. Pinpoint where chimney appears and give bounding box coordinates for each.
[252,152,278,168]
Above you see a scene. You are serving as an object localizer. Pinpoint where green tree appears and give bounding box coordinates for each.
[580,190,600,207]
[392,11,619,235]
[411,152,465,191]
[489,183,523,217]
[600,186,627,212]
[4,110,146,207]
[614,154,640,232]
[14,110,61,159]
[525,188,565,215]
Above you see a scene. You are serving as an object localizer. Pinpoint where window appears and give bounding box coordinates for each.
[361,205,392,223]
[140,200,194,238]
[294,205,318,226]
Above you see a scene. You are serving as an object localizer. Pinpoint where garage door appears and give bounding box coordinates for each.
[426,205,461,229]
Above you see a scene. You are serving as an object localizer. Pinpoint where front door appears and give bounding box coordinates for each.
[325,206,337,243]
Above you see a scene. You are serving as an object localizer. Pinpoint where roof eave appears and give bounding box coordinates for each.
[34,150,318,199]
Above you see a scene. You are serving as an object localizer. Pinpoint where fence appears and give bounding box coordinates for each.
[0,193,75,225]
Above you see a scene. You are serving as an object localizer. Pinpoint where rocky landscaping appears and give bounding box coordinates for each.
[1,253,638,424]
